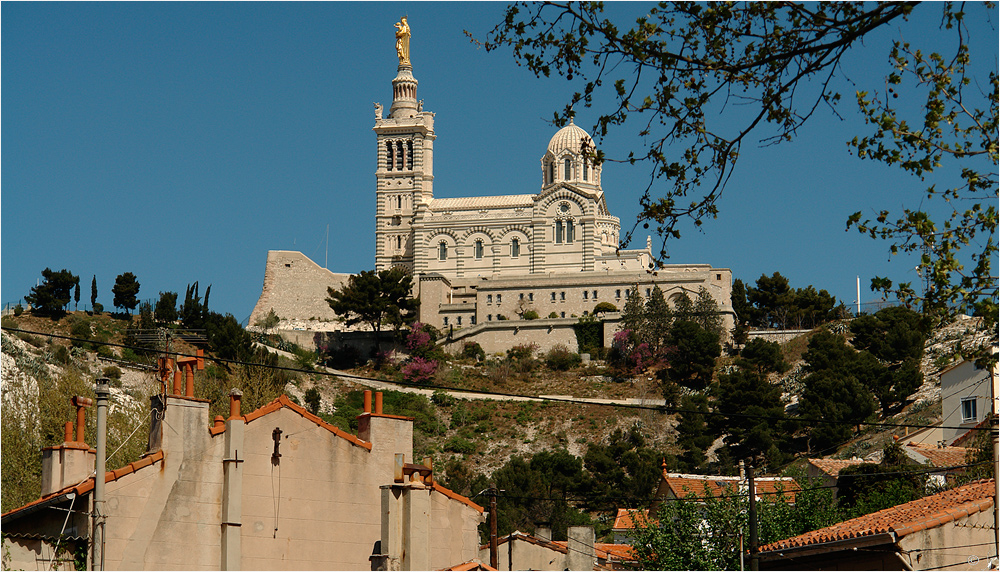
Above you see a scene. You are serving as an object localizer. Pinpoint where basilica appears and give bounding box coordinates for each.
[250,22,734,352]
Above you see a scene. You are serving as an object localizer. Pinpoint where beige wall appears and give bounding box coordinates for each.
[248,250,352,329]
[480,537,568,571]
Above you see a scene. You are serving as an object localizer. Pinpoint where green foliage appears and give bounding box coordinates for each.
[543,344,581,371]
[737,338,789,375]
[674,394,715,471]
[255,307,280,330]
[69,318,93,349]
[101,365,122,381]
[154,291,179,324]
[304,387,321,415]
[850,306,931,364]
[572,316,603,354]
[714,369,792,467]
[643,285,671,349]
[619,286,645,334]
[664,320,720,391]
[693,287,725,338]
[798,369,876,452]
[431,389,457,407]
[522,310,539,320]
[836,442,928,517]
[460,341,485,362]
[13,304,24,316]
[111,272,141,314]
[90,275,98,313]
[592,301,618,314]
[326,268,418,351]
[444,435,477,455]
[547,311,559,319]
[25,268,79,316]
[583,426,665,511]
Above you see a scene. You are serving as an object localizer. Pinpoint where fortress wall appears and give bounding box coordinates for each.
[248,251,352,328]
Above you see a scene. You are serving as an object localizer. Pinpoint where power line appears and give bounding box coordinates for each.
[1,326,992,433]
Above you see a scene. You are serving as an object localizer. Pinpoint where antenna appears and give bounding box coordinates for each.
[325,224,330,269]
[856,275,861,316]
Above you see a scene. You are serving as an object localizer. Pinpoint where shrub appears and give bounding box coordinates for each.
[52,345,71,365]
[522,310,540,320]
[444,436,477,455]
[101,365,122,380]
[92,302,104,314]
[496,314,508,320]
[461,342,485,362]
[304,387,321,415]
[507,343,538,362]
[13,304,23,316]
[70,319,92,349]
[548,311,559,319]
[402,357,438,385]
[593,302,618,314]
[544,345,582,371]
[431,389,456,407]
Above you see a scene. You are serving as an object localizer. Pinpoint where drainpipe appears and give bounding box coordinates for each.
[222,389,245,570]
[991,360,998,560]
[92,378,110,571]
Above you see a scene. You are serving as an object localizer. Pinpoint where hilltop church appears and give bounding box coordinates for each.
[250,19,734,352]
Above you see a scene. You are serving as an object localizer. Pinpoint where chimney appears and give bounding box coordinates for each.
[566,526,596,571]
[41,397,96,496]
[534,524,552,543]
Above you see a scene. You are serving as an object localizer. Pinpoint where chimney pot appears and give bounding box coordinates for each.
[375,392,383,415]
[64,421,74,443]
[72,396,92,444]
[364,390,372,414]
[185,364,195,397]
[214,415,225,430]
[173,370,183,395]
[229,388,243,420]
[196,349,205,370]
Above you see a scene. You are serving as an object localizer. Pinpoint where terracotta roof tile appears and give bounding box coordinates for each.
[209,394,372,450]
[594,543,635,561]
[2,450,165,519]
[906,443,971,468]
[760,479,995,553]
[440,559,497,571]
[484,532,567,554]
[612,508,651,530]
[807,458,876,477]
[432,482,484,513]
[664,474,800,502]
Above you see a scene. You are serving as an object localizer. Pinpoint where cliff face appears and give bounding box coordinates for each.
[248,250,353,331]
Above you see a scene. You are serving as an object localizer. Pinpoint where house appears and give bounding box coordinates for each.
[2,384,483,571]
[758,479,997,570]
[939,350,997,446]
[477,529,634,571]
[806,457,877,499]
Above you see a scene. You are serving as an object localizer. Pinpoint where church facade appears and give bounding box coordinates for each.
[250,27,734,351]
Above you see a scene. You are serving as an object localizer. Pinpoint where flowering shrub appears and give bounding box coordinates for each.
[610,329,658,377]
[402,356,438,385]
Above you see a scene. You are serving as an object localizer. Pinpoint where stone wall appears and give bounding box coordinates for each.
[248,250,352,329]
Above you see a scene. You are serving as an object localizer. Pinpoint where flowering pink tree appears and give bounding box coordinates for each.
[402,356,438,385]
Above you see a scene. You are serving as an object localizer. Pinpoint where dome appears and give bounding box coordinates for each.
[546,120,594,156]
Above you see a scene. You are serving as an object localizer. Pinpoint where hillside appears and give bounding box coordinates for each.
[1,309,985,515]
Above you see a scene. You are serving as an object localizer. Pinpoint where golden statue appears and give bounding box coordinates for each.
[394,16,410,64]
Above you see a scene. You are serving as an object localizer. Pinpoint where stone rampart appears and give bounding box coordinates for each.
[248,251,352,329]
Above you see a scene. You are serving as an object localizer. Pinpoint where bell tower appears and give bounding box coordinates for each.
[373,17,435,273]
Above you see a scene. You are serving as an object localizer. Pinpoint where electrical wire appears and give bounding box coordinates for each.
[3,326,991,434]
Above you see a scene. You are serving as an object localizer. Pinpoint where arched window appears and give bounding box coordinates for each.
[555,221,564,244]
[439,242,448,261]
[407,141,413,168]
[560,292,566,301]
[487,294,493,303]
[511,238,520,258]
[386,141,394,170]
[496,294,502,303]
[582,157,588,181]
[566,220,574,243]
[396,236,402,249]
[583,291,589,300]
[396,141,404,170]
[547,162,554,185]
[397,195,403,209]
[550,292,556,301]
[474,240,484,259]
[564,158,572,180]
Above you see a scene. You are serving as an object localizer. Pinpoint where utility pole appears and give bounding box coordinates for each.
[92,378,110,571]
[488,484,499,570]
[747,462,758,571]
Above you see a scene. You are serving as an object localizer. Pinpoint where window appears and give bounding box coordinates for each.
[716,273,722,280]
[646,288,651,297]
[615,289,621,299]
[396,141,404,170]
[397,195,403,209]
[496,294,502,303]
[511,238,520,258]
[470,315,476,325]
[961,398,977,422]
[386,141,394,170]
[555,221,564,243]
[560,312,566,318]
[528,293,534,301]
[582,158,588,181]
[593,290,598,299]
[560,292,566,301]
[439,243,447,261]
[457,316,462,325]
[487,294,493,304]
[551,292,556,301]
[625,289,631,298]
[396,236,403,249]
[475,240,484,259]
[547,162,554,185]
[564,158,572,180]
[407,141,413,169]
[583,291,589,300]
[443,317,449,325]
[566,220,574,243]
[519,293,524,300]
[488,314,493,321]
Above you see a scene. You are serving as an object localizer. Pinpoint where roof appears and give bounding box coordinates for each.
[906,442,971,468]
[612,508,651,530]
[439,559,497,571]
[428,195,535,211]
[807,457,876,478]
[951,417,991,447]
[432,482,484,513]
[210,394,371,451]
[483,531,567,554]
[760,479,995,554]
[2,450,165,521]
[550,542,635,562]
[663,473,800,503]
[547,120,595,155]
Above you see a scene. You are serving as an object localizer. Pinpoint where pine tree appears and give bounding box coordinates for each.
[644,285,671,350]
[694,287,724,337]
[620,285,645,337]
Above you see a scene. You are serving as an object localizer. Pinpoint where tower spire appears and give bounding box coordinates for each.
[390,17,418,119]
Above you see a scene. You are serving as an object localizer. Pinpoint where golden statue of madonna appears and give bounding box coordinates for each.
[394,17,411,64]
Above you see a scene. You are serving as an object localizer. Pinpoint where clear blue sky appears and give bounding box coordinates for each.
[3,3,997,322]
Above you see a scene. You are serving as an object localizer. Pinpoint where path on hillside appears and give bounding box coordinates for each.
[254,343,666,407]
